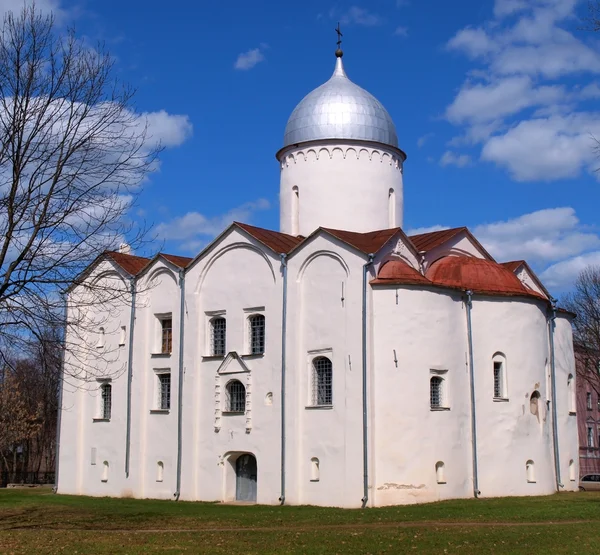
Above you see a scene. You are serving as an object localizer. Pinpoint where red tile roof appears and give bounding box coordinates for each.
[235,222,304,254]
[501,260,524,272]
[426,256,544,299]
[322,227,400,254]
[105,251,151,275]
[408,227,466,253]
[371,260,430,286]
[161,253,193,268]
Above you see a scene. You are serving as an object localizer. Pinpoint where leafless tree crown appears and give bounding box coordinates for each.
[0,5,159,366]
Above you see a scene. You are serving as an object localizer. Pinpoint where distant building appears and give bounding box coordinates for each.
[575,344,600,476]
[56,48,578,507]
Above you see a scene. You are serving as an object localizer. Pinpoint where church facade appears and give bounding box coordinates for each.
[56,50,579,507]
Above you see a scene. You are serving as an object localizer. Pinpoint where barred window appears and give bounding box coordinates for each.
[226,380,246,413]
[211,317,226,356]
[493,361,503,398]
[430,376,443,408]
[101,383,112,419]
[161,318,172,354]
[249,314,265,355]
[312,357,332,406]
[158,373,171,410]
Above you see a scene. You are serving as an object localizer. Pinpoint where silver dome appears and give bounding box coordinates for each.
[283,56,398,149]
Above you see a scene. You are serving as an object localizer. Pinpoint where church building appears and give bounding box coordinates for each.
[56,46,579,507]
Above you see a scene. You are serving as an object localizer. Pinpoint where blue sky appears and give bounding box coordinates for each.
[13,0,600,293]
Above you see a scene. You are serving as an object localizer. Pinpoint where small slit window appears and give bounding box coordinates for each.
[569,459,575,481]
[102,461,109,482]
[248,314,265,355]
[312,357,332,406]
[96,327,105,348]
[588,426,594,448]
[310,457,320,482]
[211,317,226,356]
[587,392,593,410]
[225,380,246,413]
[157,461,164,482]
[435,461,446,484]
[568,374,575,412]
[526,460,535,483]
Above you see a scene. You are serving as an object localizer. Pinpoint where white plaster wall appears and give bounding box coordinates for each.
[58,262,132,497]
[285,236,367,508]
[470,297,555,498]
[554,315,579,491]
[279,142,404,235]
[130,263,182,500]
[371,287,472,506]
[181,230,284,504]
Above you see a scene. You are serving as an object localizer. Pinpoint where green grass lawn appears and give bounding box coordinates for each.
[1,489,599,554]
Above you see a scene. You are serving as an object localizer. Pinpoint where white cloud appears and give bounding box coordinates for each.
[394,26,408,37]
[444,0,600,181]
[144,110,193,147]
[481,113,600,181]
[473,207,600,265]
[234,47,266,71]
[541,251,600,289]
[445,76,565,125]
[340,6,383,26]
[440,151,472,167]
[0,0,66,20]
[417,132,434,148]
[155,199,271,253]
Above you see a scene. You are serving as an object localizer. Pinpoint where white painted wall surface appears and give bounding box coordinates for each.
[279,142,404,236]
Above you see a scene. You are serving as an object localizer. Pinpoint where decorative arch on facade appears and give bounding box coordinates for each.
[195,242,276,294]
[296,249,350,283]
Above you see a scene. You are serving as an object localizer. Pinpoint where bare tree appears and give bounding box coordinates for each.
[562,266,600,397]
[585,1,600,31]
[0,5,159,368]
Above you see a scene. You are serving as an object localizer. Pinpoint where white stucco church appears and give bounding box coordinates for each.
[57,46,579,507]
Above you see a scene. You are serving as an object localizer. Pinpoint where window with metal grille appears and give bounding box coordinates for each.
[225,380,246,413]
[493,361,503,398]
[312,357,332,406]
[161,318,172,354]
[430,377,443,408]
[211,317,226,356]
[249,314,265,355]
[100,383,112,419]
[588,392,593,410]
[158,373,171,410]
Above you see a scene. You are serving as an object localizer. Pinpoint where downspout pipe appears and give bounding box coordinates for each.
[465,290,480,499]
[125,277,137,478]
[361,253,374,508]
[175,269,186,501]
[548,298,563,491]
[279,254,288,505]
[53,292,67,493]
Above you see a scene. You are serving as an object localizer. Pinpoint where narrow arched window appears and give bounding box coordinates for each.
[430,377,443,408]
[310,457,320,482]
[292,186,299,236]
[530,390,540,418]
[211,317,226,356]
[102,461,109,482]
[100,383,112,420]
[248,314,265,355]
[157,461,164,482]
[567,374,575,412]
[312,357,332,406]
[96,327,105,348]
[388,188,396,228]
[435,461,446,484]
[569,459,576,481]
[226,380,246,413]
[526,460,535,483]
